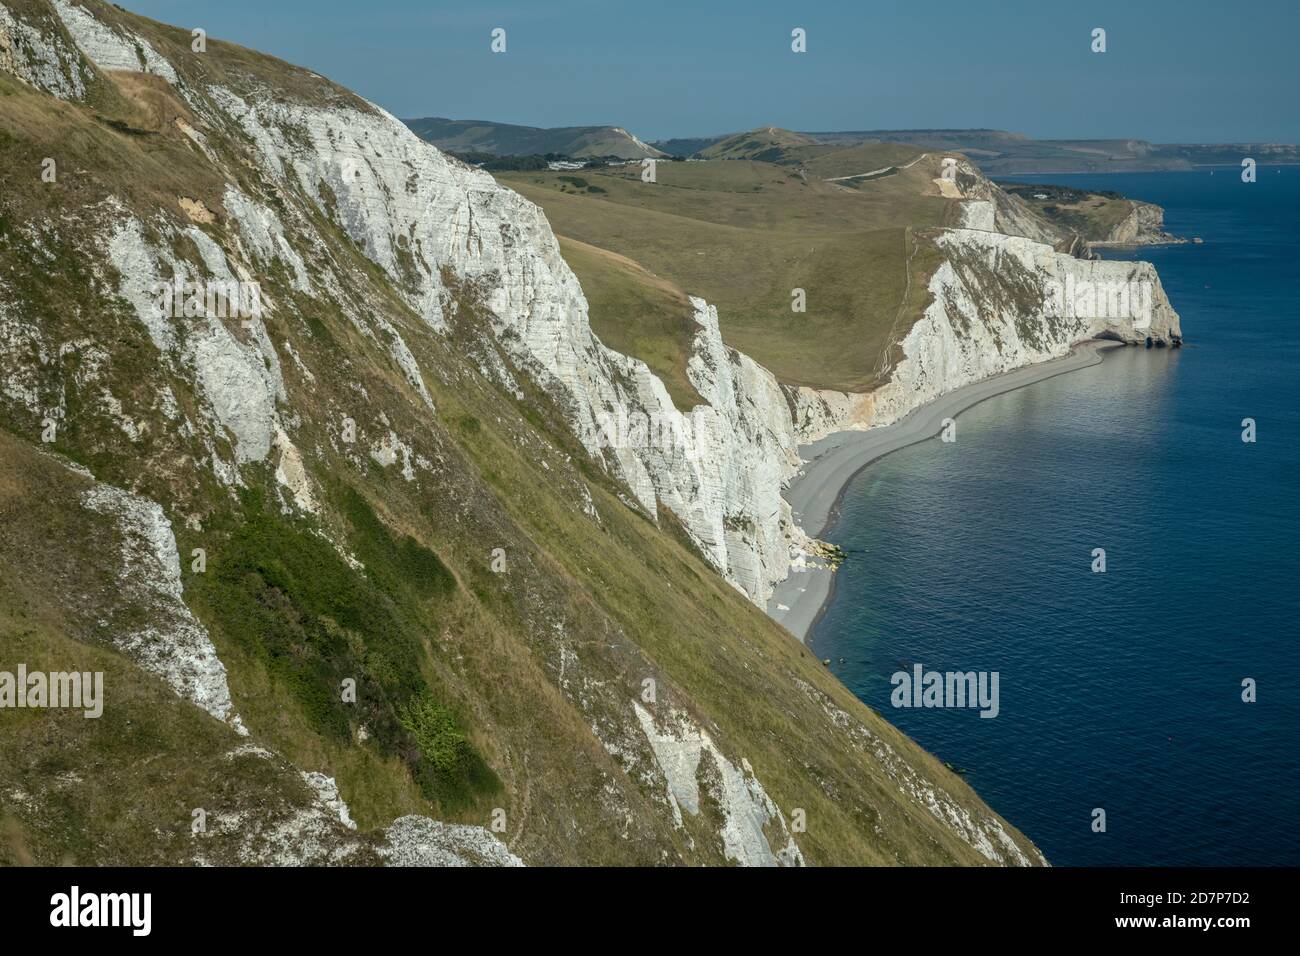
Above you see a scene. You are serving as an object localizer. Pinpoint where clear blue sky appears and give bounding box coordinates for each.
[122,0,1299,142]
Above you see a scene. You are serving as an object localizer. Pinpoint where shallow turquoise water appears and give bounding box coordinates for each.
[812,167,1300,865]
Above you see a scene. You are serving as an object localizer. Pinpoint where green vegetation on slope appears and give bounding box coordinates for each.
[500,141,953,392]
[185,484,497,812]
[0,2,1042,866]
[999,182,1135,241]
[696,125,817,161]
[404,116,664,159]
[556,236,701,407]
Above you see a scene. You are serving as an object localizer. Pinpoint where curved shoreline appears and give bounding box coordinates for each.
[765,339,1122,642]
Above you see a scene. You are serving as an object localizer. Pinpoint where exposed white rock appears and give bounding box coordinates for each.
[175,117,218,163]
[1092,199,1185,247]
[104,212,290,468]
[372,314,435,410]
[105,215,177,353]
[206,745,359,866]
[194,91,802,601]
[189,318,281,463]
[301,771,357,830]
[213,729,522,866]
[957,162,1069,246]
[369,429,416,481]
[51,0,177,83]
[98,387,142,440]
[379,816,524,867]
[222,186,311,293]
[957,199,996,232]
[865,227,1180,429]
[274,426,318,512]
[785,383,874,444]
[79,481,247,735]
[0,2,90,99]
[633,702,803,866]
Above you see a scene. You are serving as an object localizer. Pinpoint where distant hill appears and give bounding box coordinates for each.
[1154,143,1300,166]
[800,131,1300,173]
[413,117,1300,171]
[806,129,1033,151]
[494,135,955,395]
[680,127,923,175]
[648,128,1300,172]
[403,117,666,159]
[695,126,817,161]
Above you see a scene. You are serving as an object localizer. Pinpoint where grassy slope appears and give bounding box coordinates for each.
[696,126,817,160]
[556,236,702,407]
[0,1,1041,866]
[803,130,1195,173]
[500,146,953,392]
[798,141,926,178]
[0,433,384,866]
[404,117,660,159]
[999,183,1135,241]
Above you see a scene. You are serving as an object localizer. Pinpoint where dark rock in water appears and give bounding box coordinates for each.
[1145,336,1154,348]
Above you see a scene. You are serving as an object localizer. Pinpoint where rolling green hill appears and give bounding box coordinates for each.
[798,130,1300,173]
[404,116,666,159]
[497,131,955,393]
[999,183,1137,241]
[695,125,817,161]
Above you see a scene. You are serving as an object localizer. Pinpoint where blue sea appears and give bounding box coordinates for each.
[812,167,1300,866]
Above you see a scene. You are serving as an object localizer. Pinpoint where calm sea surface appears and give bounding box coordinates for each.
[812,167,1300,865]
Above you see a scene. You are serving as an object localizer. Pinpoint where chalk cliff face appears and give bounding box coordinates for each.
[0,6,1185,619]
[5,0,1056,869]
[0,1,90,98]
[957,167,1073,247]
[185,80,808,603]
[863,227,1180,428]
[201,104,1182,609]
[0,0,1180,868]
[19,7,1176,612]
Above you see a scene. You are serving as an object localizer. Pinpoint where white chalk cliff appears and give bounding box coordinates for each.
[0,0,1095,867]
[159,99,1179,609]
[39,1,1178,618]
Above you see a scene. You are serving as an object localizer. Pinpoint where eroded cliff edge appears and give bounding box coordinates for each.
[1,0,1189,867]
[1,0,1057,866]
[14,5,1178,613]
